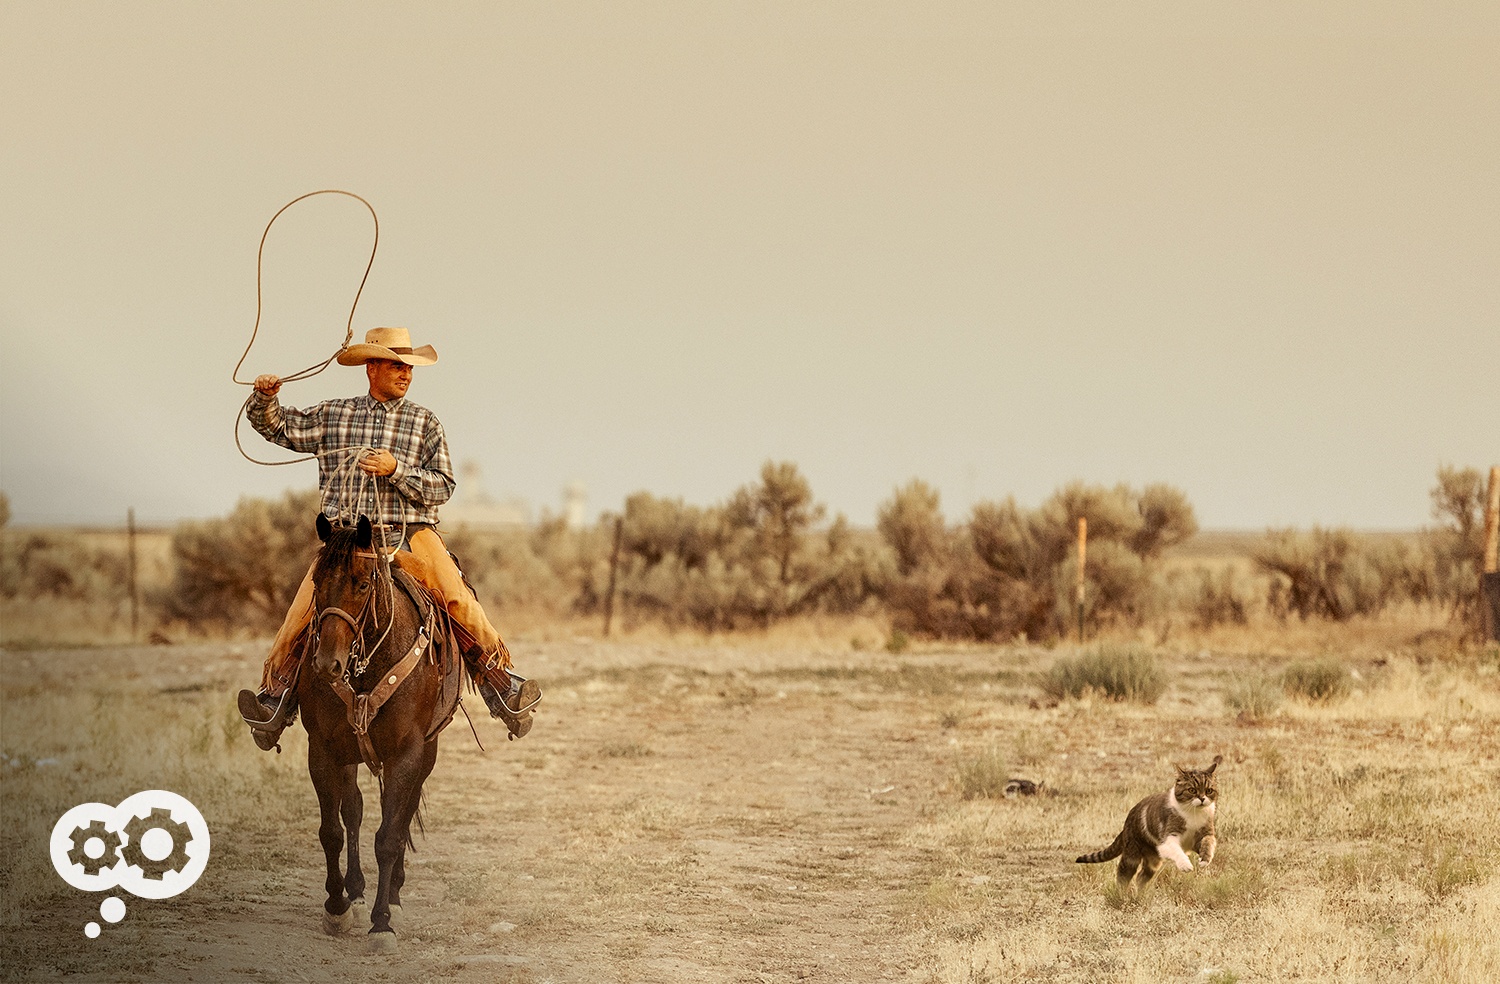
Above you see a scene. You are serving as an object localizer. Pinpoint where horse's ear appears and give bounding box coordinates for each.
[316,514,333,543]
[356,516,373,549]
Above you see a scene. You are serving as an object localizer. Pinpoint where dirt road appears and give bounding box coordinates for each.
[3,636,991,983]
[9,633,1497,983]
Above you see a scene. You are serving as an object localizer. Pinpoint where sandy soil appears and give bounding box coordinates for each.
[2,636,986,983]
[6,631,1498,983]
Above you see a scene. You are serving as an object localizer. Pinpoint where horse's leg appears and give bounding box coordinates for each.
[389,741,438,915]
[340,764,368,922]
[367,741,436,948]
[307,743,354,933]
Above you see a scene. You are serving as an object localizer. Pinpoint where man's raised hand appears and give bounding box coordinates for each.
[254,374,283,397]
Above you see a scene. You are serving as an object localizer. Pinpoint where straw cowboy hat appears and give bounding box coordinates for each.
[336,327,439,367]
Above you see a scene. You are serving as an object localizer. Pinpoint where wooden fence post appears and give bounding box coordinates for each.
[1076,516,1087,643]
[1482,466,1500,643]
[603,515,624,637]
[127,507,140,642]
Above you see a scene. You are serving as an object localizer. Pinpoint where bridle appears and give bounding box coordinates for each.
[312,548,398,680]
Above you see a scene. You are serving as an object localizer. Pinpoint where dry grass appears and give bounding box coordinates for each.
[902,629,1500,983]
[1280,657,1354,703]
[2,677,305,902]
[1043,645,1167,703]
[953,745,1010,800]
[1223,671,1284,720]
[3,598,1499,981]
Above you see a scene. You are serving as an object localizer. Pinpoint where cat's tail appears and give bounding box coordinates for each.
[1075,830,1125,864]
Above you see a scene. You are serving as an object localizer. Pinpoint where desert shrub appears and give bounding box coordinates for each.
[1280,658,1352,703]
[1224,673,1283,720]
[0,532,129,603]
[954,744,1009,799]
[163,489,321,629]
[1251,466,1490,626]
[1043,645,1166,703]
[1187,565,1255,629]
[445,515,610,619]
[599,462,887,630]
[876,481,998,639]
[1425,465,1489,625]
[442,464,894,631]
[1254,528,1423,621]
[880,480,1196,643]
[877,479,947,576]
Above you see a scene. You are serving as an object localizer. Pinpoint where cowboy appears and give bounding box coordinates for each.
[236,326,541,749]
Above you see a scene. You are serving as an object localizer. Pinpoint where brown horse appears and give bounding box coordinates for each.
[298,514,458,953]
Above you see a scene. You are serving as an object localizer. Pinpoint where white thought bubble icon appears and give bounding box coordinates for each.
[50,790,211,901]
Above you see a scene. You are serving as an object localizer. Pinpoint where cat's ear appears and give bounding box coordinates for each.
[1207,755,1223,773]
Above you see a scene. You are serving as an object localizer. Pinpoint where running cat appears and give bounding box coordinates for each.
[1076,755,1221,893]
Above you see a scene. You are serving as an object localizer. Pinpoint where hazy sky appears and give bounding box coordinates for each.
[2,2,1495,530]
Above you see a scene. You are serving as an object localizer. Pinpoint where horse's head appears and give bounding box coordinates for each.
[310,515,382,681]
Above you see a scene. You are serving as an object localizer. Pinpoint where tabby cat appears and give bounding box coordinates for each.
[1076,755,1221,893]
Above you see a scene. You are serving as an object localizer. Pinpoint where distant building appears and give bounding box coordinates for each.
[443,461,530,529]
[564,480,588,529]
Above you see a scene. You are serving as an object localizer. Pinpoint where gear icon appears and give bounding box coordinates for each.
[121,806,192,880]
[66,819,122,876]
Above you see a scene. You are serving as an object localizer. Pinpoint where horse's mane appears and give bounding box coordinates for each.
[312,526,364,584]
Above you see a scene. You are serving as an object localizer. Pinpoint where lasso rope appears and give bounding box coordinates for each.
[232,189,380,468]
[232,190,411,667]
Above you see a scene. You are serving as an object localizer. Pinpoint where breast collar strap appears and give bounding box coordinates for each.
[327,602,436,775]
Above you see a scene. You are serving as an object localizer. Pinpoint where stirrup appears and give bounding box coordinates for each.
[238,688,295,732]
[478,674,541,740]
[499,672,542,716]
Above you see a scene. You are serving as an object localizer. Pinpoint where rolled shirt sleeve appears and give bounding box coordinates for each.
[247,390,327,455]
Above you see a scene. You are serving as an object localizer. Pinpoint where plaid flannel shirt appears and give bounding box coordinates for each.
[247,391,456,527]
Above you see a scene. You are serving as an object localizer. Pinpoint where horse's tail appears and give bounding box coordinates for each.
[1076,829,1126,864]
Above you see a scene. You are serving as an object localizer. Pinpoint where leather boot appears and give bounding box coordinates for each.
[468,647,541,740]
[238,668,299,752]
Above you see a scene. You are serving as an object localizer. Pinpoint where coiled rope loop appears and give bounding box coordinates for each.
[232,189,380,467]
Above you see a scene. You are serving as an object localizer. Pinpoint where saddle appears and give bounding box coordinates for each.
[393,568,466,743]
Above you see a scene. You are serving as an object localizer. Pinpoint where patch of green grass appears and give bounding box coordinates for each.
[886,629,911,654]
[1043,645,1166,704]
[954,744,1010,800]
[1281,658,1352,703]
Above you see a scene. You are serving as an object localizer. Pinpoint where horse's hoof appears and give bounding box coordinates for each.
[386,903,402,929]
[366,930,398,955]
[322,905,355,936]
[348,897,369,927]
